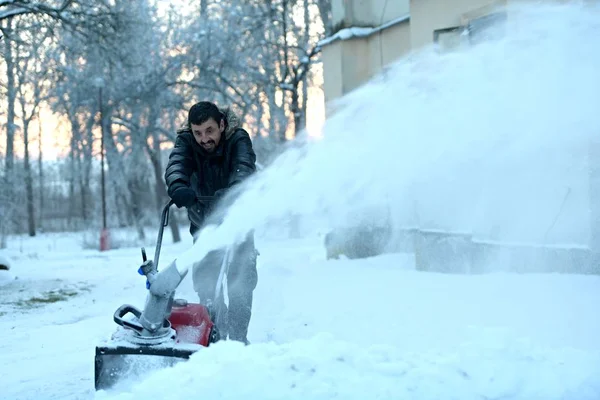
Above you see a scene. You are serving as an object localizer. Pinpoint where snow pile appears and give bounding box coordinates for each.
[177,2,600,273]
[97,332,600,400]
[0,234,599,399]
[95,244,600,400]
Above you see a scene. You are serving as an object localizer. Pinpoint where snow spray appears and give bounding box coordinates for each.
[176,3,600,275]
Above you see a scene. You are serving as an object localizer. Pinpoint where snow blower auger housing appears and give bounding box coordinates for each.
[94,197,225,391]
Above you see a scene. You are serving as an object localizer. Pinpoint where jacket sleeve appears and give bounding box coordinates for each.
[165,133,195,197]
[228,129,257,188]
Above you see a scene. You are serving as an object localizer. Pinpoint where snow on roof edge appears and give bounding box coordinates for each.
[318,13,410,48]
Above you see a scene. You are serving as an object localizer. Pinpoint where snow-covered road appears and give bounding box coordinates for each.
[1,230,599,400]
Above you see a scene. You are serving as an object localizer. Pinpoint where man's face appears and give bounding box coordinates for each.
[191,118,224,153]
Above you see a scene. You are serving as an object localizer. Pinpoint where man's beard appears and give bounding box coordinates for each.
[201,140,216,152]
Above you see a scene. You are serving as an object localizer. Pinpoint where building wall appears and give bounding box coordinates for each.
[321,35,370,115]
[322,0,514,106]
[369,0,410,25]
[331,0,372,29]
[332,0,409,28]
[367,20,411,74]
[409,0,506,49]
[341,36,371,95]
[321,41,344,104]
[321,18,410,111]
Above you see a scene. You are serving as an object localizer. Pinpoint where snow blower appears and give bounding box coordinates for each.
[94,197,230,391]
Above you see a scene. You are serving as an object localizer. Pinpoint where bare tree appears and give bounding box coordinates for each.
[0,0,129,242]
[0,18,17,245]
[13,16,55,236]
[0,0,334,242]
[1,0,75,22]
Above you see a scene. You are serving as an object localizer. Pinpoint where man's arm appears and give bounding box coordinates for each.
[165,133,196,207]
[206,129,256,223]
[228,129,257,188]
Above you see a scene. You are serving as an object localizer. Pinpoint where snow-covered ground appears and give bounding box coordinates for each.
[1,228,599,400]
[3,4,600,399]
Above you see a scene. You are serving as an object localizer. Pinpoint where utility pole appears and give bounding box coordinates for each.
[99,86,107,230]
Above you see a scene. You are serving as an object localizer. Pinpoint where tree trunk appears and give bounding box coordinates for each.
[268,90,286,142]
[80,113,96,222]
[4,19,16,184]
[148,128,181,243]
[127,107,148,241]
[291,83,301,138]
[1,19,17,245]
[38,117,44,230]
[129,176,146,240]
[77,151,87,222]
[302,0,310,132]
[317,0,333,36]
[23,119,36,236]
[68,115,81,228]
[101,105,130,228]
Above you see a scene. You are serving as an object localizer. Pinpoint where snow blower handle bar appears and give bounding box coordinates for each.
[113,304,144,332]
[141,196,216,273]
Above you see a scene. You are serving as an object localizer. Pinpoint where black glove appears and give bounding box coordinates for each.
[171,187,196,208]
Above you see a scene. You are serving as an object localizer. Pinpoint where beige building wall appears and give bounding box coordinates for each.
[321,0,411,110]
[321,19,410,113]
[409,0,507,49]
[332,0,409,28]
[322,0,518,108]
[367,20,411,73]
[340,37,371,95]
[369,0,410,25]
[321,42,344,103]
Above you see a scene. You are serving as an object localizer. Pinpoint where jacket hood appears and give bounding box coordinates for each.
[221,107,241,140]
[177,106,242,140]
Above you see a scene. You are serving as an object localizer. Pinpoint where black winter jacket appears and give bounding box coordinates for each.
[164,108,257,230]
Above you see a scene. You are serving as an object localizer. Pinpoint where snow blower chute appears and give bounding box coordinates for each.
[94,197,230,391]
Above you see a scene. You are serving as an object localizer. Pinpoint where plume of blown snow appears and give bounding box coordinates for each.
[177,2,600,272]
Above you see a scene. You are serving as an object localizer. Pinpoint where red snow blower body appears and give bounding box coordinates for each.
[169,300,214,345]
[94,197,227,391]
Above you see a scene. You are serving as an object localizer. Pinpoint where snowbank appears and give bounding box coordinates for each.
[1,228,599,400]
[97,332,600,400]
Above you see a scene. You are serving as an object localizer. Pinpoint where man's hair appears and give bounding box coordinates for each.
[188,101,224,127]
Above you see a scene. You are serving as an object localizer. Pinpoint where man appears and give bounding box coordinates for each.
[164,101,258,345]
